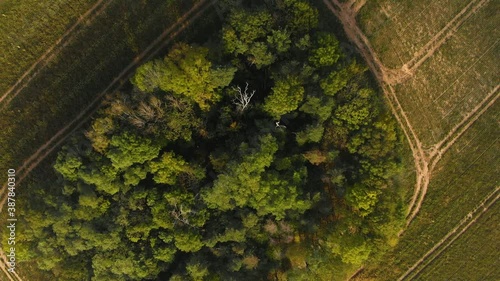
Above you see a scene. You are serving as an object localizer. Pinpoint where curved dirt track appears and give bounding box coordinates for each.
[325,0,497,227]
[0,1,215,279]
[0,0,114,109]
[331,0,498,280]
[322,0,430,226]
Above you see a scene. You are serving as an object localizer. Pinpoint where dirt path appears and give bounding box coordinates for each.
[0,0,113,110]
[323,0,431,226]
[429,85,499,172]
[325,0,498,229]
[405,0,489,73]
[398,187,500,280]
[352,0,367,13]
[0,0,214,212]
[329,1,498,279]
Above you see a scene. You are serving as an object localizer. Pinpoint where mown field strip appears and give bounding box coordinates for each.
[398,186,500,281]
[0,0,112,108]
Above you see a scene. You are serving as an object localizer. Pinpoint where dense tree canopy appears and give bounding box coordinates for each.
[16,1,406,280]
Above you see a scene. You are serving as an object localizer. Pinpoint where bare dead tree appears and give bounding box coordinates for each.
[232,82,255,113]
[171,203,198,227]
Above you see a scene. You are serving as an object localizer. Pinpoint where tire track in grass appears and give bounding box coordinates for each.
[0,0,113,109]
[0,1,215,278]
[352,0,366,13]
[408,86,498,226]
[332,1,498,280]
[398,187,500,281]
[429,85,499,172]
[326,0,499,228]
[0,248,23,281]
[404,0,490,73]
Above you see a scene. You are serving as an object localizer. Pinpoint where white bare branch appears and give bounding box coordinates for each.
[232,82,255,113]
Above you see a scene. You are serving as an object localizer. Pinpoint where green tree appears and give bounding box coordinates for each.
[174,230,204,252]
[203,134,278,211]
[131,60,167,93]
[333,88,375,131]
[148,151,204,185]
[54,149,82,181]
[267,29,292,53]
[132,43,236,110]
[263,76,305,119]
[283,0,319,33]
[309,33,342,67]
[299,95,335,122]
[345,183,381,217]
[106,132,161,170]
[295,123,324,145]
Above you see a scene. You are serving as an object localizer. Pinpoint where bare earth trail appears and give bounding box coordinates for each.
[326,0,498,223]
[0,1,215,279]
[322,0,429,224]
[326,1,499,280]
[0,0,114,110]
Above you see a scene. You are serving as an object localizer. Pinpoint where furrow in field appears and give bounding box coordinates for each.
[398,187,500,281]
[405,0,489,73]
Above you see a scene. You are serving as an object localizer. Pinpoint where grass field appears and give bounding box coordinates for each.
[357,0,474,68]
[391,0,499,147]
[317,0,499,279]
[339,0,500,279]
[0,0,100,94]
[415,199,500,280]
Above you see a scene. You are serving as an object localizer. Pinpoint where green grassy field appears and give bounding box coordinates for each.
[391,0,499,147]
[357,0,472,68]
[416,200,500,280]
[350,0,500,279]
[0,0,99,94]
